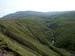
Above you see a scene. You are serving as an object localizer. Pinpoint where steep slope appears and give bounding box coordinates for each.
[0,18,71,56]
[47,11,75,54]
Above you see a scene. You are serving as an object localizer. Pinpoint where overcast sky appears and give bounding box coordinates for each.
[0,0,75,17]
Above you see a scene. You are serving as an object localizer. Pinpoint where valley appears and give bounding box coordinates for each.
[0,11,75,56]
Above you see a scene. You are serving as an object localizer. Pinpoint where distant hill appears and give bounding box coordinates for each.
[2,11,62,19]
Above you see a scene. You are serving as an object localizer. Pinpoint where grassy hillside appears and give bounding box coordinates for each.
[47,12,75,54]
[0,18,71,56]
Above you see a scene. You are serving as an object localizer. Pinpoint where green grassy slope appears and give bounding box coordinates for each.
[48,12,75,54]
[0,18,71,56]
[55,20,75,53]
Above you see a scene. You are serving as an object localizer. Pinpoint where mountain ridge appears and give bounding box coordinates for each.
[2,11,64,19]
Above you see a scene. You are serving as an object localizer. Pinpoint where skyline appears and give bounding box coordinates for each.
[0,0,75,17]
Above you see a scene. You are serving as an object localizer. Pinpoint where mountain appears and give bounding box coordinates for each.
[0,19,70,56]
[2,11,62,19]
[0,11,75,56]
